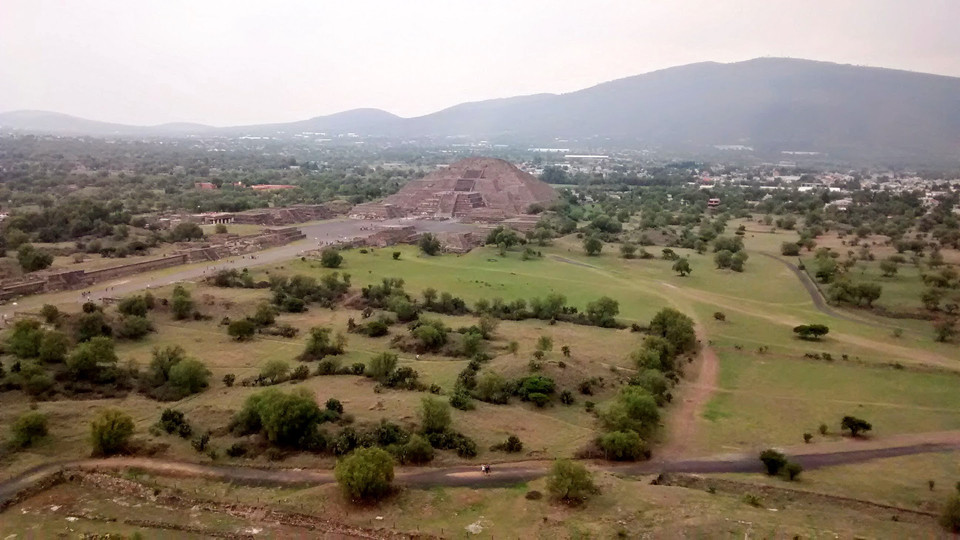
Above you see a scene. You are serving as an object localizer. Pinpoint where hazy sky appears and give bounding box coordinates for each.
[2,0,959,126]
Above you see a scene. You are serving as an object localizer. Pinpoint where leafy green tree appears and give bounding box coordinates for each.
[335,447,395,502]
[320,248,343,268]
[546,459,598,504]
[228,319,256,341]
[260,359,290,384]
[300,326,346,360]
[7,319,44,359]
[598,430,646,461]
[171,285,194,320]
[418,396,451,434]
[619,242,637,259]
[793,324,830,340]
[11,412,48,449]
[401,434,435,464]
[17,244,53,272]
[76,311,112,342]
[649,308,697,355]
[583,236,603,256]
[418,233,441,256]
[168,359,211,394]
[368,352,398,381]
[38,331,69,363]
[672,257,692,276]
[585,296,619,327]
[880,259,898,277]
[251,303,277,327]
[730,251,748,272]
[781,242,801,256]
[840,415,872,437]
[117,295,148,317]
[169,222,204,242]
[90,409,134,456]
[67,336,118,379]
[714,249,733,269]
[40,304,61,324]
[601,386,660,436]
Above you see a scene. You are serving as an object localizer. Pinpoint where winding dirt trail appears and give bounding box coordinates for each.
[657,327,719,457]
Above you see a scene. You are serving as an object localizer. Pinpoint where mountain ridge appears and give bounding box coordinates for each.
[3,58,959,160]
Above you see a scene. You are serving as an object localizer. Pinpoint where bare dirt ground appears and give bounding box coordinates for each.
[656,327,719,458]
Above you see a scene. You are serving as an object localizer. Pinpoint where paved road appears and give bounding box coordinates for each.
[3,433,959,507]
[0,218,477,318]
[759,252,889,329]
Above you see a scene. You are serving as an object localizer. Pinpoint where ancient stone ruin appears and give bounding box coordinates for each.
[350,157,556,221]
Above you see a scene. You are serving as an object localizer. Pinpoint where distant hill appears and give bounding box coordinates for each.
[4,58,960,161]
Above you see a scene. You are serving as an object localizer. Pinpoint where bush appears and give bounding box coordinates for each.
[392,251,401,260]
[400,434,435,464]
[759,449,787,475]
[335,447,395,502]
[11,412,48,449]
[418,396,451,434]
[116,315,153,340]
[367,352,398,382]
[90,409,135,456]
[168,358,211,395]
[491,434,524,453]
[158,409,191,438]
[941,492,960,532]
[260,359,291,384]
[223,373,236,387]
[233,388,325,448]
[546,459,598,504]
[320,248,343,268]
[325,398,344,414]
[784,461,803,481]
[781,242,801,256]
[598,430,646,461]
[418,233,441,256]
[227,319,256,341]
[38,331,69,363]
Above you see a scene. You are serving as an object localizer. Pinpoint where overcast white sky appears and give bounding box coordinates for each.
[2,0,959,126]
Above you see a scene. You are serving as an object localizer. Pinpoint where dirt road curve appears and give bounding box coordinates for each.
[759,253,889,329]
[3,433,959,507]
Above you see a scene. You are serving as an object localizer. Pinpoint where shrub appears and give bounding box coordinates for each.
[260,359,291,384]
[713,311,726,322]
[759,449,787,475]
[38,331,69,363]
[320,248,343,268]
[168,359,211,395]
[40,304,61,324]
[400,434,435,464]
[116,315,153,340]
[418,396,451,434]
[367,352,398,382]
[803,432,813,443]
[546,459,598,504]
[784,461,803,481]
[90,409,135,456]
[491,435,524,453]
[11,412,48,449]
[335,447,395,502]
[598,430,645,461]
[418,233,441,256]
[325,398,344,414]
[227,319,256,341]
[392,251,401,260]
[941,492,960,532]
[223,373,236,387]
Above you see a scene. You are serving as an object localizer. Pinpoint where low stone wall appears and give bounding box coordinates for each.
[0,227,306,301]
